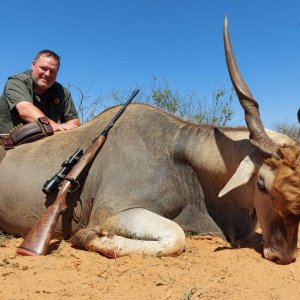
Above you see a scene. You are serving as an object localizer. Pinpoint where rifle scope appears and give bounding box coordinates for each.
[42,148,84,195]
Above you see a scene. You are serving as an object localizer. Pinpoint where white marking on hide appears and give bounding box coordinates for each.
[218,155,255,198]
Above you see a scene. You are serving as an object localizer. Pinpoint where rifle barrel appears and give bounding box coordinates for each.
[102,89,139,135]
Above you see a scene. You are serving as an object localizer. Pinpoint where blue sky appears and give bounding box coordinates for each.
[0,1,299,128]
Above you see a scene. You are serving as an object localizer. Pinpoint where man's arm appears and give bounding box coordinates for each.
[16,101,80,132]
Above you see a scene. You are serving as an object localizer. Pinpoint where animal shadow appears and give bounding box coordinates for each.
[214,232,263,254]
[47,240,62,254]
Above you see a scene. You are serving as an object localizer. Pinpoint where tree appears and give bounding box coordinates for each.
[188,87,234,126]
[69,85,104,124]
[271,121,298,141]
[73,75,235,127]
[145,76,234,126]
[147,76,180,115]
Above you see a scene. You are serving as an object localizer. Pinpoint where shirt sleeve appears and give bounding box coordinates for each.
[4,76,33,110]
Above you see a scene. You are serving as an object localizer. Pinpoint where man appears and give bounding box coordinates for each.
[0,50,80,134]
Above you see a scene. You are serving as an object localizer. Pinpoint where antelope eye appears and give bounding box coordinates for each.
[257,176,266,191]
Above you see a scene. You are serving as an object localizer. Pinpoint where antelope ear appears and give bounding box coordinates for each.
[218,155,255,198]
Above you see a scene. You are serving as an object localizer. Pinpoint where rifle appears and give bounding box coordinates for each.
[42,148,84,195]
[16,89,139,256]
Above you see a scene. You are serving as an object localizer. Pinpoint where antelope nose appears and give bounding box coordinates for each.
[263,248,297,265]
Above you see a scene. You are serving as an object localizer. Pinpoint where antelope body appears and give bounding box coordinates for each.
[0,17,299,264]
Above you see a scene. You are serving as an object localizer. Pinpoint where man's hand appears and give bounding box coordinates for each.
[51,122,79,131]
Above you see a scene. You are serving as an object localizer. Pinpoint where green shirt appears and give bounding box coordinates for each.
[0,70,79,133]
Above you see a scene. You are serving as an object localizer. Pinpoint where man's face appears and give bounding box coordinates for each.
[31,55,59,94]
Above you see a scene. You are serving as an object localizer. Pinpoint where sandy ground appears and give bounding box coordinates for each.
[1,232,300,300]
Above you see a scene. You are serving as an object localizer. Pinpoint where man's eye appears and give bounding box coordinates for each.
[257,176,266,191]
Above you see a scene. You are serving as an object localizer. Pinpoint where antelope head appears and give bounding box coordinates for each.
[220,16,300,264]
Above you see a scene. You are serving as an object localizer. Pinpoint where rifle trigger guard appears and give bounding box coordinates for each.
[64,177,80,193]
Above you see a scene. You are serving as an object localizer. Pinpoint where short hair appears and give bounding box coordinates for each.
[33,50,61,69]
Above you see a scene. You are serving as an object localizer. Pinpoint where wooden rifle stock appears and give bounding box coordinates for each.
[16,89,139,256]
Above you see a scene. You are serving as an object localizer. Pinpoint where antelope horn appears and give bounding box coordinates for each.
[224,16,279,159]
[297,108,300,145]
